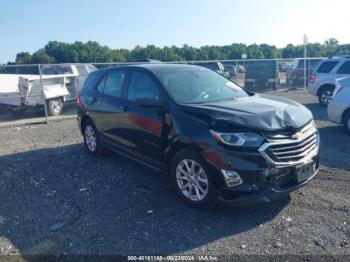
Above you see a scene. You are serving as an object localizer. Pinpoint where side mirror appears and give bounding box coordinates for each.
[135,97,163,107]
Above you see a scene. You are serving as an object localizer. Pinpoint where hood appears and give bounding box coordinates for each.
[181,94,313,131]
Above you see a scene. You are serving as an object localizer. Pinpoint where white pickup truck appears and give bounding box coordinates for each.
[0,64,96,116]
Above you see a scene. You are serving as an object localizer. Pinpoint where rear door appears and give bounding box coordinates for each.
[118,69,166,160]
[89,69,128,142]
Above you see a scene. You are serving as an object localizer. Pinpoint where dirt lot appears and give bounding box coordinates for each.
[0,89,349,260]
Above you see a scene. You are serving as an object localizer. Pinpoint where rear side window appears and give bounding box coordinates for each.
[97,70,126,98]
[337,61,350,74]
[317,61,339,73]
[82,70,103,91]
[127,71,159,102]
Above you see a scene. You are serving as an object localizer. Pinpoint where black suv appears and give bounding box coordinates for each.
[77,64,320,209]
[190,61,231,79]
[244,60,280,91]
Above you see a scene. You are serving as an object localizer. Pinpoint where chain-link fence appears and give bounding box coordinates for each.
[0,64,45,125]
[0,63,95,126]
[0,58,324,126]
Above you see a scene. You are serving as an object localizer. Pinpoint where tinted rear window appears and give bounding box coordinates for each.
[247,61,276,72]
[296,59,321,69]
[81,70,103,91]
[317,61,339,73]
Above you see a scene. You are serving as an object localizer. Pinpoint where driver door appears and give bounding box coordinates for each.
[118,69,165,160]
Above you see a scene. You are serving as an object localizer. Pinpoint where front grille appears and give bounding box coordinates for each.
[260,122,319,165]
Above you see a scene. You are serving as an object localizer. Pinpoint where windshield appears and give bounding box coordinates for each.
[156,69,248,104]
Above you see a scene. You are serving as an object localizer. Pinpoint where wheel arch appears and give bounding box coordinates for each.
[317,83,335,96]
[164,142,199,168]
[164,142,226,189]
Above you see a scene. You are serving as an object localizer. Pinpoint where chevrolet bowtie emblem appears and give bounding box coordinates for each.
[292,132,302,140]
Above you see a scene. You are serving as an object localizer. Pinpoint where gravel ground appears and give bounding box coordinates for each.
[0,89,349,260]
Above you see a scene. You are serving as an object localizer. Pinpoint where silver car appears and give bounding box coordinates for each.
[328,77,350,134]
[308,56,350,106]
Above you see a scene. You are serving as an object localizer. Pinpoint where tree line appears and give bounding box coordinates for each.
[11,38,350,64]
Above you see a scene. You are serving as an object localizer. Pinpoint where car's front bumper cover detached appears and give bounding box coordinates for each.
[212,121,320,205]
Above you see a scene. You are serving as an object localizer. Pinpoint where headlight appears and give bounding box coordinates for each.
[209,130,264,147]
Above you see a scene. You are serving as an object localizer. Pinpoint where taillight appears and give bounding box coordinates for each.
[309,74,316,83]
[276,69,280,78]
[76,92,85,110]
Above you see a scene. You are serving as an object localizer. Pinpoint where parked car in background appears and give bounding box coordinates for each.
[286,58,322,86]
[223,64,237,78]
[244,60,280,91]
[308,56,350,106]
[77,63,320,209]
[0,64,96,115]
[191,61,230,79]
[328,77,350,134]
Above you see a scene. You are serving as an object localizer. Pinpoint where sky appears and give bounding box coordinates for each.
[0,0,349,63]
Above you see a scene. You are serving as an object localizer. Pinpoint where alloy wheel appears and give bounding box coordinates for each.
[85,125,97,152]
[321,90,332,105]
[176,159,209,201]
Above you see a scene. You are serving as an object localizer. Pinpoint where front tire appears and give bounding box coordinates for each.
[83,120,106,156]
[170,149,218,209]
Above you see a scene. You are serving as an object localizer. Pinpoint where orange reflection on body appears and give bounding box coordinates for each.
[129,114,162,135]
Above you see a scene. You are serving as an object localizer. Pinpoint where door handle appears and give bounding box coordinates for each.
[120,105,129,112]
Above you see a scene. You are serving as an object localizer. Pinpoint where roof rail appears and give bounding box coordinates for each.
[330,55,350,59]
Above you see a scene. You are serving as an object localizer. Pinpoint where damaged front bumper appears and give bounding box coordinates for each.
[218,153,320,206]
[203,123,321,206]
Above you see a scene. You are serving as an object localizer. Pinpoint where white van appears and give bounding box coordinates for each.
[0,64,96,116]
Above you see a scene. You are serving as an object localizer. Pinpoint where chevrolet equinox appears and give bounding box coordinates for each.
[77,64,320,209]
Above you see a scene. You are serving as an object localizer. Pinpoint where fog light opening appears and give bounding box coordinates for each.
[221,170,243,187]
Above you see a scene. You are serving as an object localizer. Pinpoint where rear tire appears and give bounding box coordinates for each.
[47,98,63,116]
[170,149,218,209]
[318,86,334,107]
[83,120,107,156]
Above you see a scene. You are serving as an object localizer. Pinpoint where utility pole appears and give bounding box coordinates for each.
[303,34,308,89]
